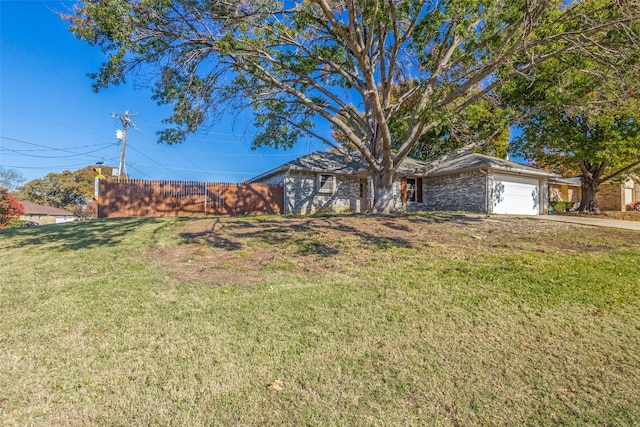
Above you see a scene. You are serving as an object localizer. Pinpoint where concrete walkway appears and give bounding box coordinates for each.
[535,215,640,231]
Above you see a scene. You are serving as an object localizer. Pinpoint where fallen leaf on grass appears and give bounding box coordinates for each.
[266,379,284,392]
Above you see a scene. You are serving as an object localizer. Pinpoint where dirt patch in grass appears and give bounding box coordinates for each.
[147,213,640,288]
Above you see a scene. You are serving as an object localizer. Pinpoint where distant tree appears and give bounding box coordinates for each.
[17,166,111,211]
[66,0,640,212]
[73,202,98,220]
[0,188,25,228]
[0,167,25,192]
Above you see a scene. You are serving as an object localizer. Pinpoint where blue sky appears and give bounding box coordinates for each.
[0,0,324,184]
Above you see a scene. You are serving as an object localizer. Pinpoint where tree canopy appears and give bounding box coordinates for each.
[66,0,640,211]
[17,166,111,211]
[503,37,640,212]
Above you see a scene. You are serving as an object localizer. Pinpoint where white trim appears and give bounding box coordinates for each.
[317,173,336,194]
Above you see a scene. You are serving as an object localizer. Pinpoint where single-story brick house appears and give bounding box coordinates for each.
[20,200,76,225]
[250,151,555,215]
[549,175,640,211]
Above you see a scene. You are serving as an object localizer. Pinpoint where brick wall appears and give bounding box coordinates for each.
[425,171,487,213]
[284,172,363,214]
[597,183,623,211]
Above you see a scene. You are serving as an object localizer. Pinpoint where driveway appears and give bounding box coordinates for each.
[536,215,640,231]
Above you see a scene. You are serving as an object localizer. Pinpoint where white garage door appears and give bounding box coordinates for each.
[492,175,540,215]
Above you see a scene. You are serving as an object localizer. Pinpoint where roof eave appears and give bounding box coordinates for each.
[248,165,290,183]
[426,164,557,178]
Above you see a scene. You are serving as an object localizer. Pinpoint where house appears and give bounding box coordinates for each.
[549,175,640,211]
[20,201,76,225]
[548,177,582,207]
[250,151,555,215]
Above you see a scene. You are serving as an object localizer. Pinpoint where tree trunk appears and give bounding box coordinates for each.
[578,176,602,213]
[371,170,396,213]
[577,160,608,214]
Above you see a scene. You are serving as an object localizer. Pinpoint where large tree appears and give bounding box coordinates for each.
[66,0,640,212]
[504,48,640,212]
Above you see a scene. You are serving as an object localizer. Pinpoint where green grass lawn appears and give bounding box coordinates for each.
[1,215,639,426]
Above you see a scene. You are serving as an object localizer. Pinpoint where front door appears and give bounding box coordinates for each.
[359,179,367,212]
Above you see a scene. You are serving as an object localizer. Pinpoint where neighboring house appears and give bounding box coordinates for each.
[548,177,582,206]
[549,174,640,211]
[20,201,76,224]
[250,151,555,215]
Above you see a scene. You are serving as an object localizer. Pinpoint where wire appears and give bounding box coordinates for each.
[126,162,260,175]
[126,144,190,180]
[1,163,92,170]
[0,41,129,110]
[0,106,115,141]
[125,163,155,179]
[1,136,115,152]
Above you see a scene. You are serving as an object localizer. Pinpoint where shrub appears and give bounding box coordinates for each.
[550,201,574,212]
[0,188,24,228]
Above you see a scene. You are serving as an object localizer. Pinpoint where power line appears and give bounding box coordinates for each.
[1,163,93,171]
[127,145,190,180]
[0,106,114,141]
[0,136,114,151]
[0,145,113,159]
[0,41,129,110]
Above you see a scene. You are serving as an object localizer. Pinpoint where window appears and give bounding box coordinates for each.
[317,174,336,194]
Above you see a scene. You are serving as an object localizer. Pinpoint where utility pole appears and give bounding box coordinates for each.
[112,110,137,179]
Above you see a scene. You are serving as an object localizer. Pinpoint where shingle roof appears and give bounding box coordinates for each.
[20,200,75,216]
[285,151,369,174]
[250,151,366,181]
[549,176,582,186]
[425,151,557,178]
[250,150,428,182]
[250,150,553,182]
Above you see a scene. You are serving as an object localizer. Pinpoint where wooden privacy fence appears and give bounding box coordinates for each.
[97,179,283,218]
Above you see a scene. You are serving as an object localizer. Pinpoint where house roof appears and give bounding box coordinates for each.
[250,151,367,182]
[549,176,582,186]
[550,174,640,186]
[425,151,557,178]
[250,150,555,182]
[20,200,75,216]
[250,150,429,182]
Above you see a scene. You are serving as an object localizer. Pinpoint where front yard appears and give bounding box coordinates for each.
[1,213,639,425]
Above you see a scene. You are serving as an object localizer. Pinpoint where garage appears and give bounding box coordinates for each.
[492,175,541,215]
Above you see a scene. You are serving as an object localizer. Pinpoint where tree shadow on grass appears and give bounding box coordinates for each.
[178,217,243,250]
[0,217,165,251]
[178,213,454,255]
